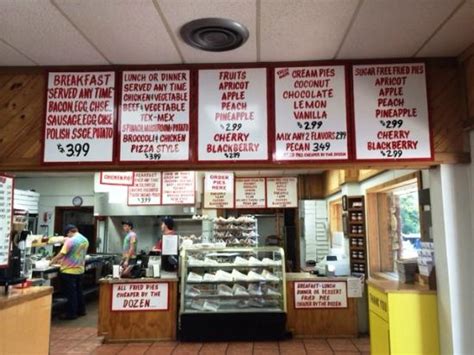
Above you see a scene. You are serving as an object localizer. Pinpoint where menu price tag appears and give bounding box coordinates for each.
[266,177,297,208]
[204,172,234,208]
[44,72,115,163]
[127,172,161,206]
[198,68,268,161]
[0,175,13,268]
[353,63,432,160]
[162,171,195,205]
[112,282,169,311]
[294,281,347,309]
[120,70,190,162]
[100,172,134,186]
[235,177,266,209]
[274,66,349,161]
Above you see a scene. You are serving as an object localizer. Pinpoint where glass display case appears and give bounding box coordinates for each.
[179,246,287,340]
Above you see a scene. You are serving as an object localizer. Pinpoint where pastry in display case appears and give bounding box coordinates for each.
[179,246,287,341]
[212,216,259,247]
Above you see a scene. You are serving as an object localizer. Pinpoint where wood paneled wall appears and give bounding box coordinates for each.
[461,44,474,130]
[0,59,470,172]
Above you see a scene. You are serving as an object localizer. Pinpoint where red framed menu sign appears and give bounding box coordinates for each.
[162,171,196,205]
[111,282,169,311]
[120,70,190,162]
[0,175,13,268]
[274,65,349,161]
[127,172,161,206]
[204,172,234,208]
[352,63,432,161]
[44,71,115,163]
[266,177,297,208]
[198,68,268,162]
[294,281,347,309]
[235,177,266,209]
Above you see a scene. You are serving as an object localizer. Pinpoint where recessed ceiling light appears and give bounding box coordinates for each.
[180,18,249,52]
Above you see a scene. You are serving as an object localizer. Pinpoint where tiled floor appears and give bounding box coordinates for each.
[49,326,370,355]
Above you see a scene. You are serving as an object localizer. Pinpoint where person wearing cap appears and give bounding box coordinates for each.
[153,216,175,252]
[50,224,89,320]
[121,221,137,267]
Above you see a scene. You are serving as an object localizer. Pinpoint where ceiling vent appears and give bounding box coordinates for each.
[180,18,249,52]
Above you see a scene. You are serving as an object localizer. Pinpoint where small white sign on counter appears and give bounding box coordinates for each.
[162,234,178,256]
[294,281,347,308]
[112,282,169,311]
[347,276,364,298]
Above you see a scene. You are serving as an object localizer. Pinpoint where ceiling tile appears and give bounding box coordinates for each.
[260,0,359,61]
[157,0,257,63]
[54,0,181,64]
[337,0,463,59]
[0,40,35,66]
[0,0,107,65]
[417,0,474,57]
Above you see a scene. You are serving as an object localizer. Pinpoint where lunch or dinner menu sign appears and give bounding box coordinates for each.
[204,172,234,208]
[198,68,268,162]
[353,63,432,160]
[0,175,13,268]
[266,177,297,208]
[44,71,115,163]
[120,70,190,162]
[162,171,196,205]
[294,281,347,309]
[100,172,134,186]
[235,177,266,209]
[127,172,161,206]
[111,282,169,311]
[274,66,349,161]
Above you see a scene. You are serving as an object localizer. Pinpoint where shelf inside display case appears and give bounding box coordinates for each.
[179,246,287,341]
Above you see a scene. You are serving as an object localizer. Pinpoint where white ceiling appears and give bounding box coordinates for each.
[0,0,473,66]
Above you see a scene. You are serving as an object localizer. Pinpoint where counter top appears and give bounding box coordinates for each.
[100,272,179,283]
[367,278,436,294]
[0,286,53,310]
[286,272,352,281]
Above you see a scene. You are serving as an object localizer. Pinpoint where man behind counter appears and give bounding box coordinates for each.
[50,224,89,320]
[154,216,179,272]
[121,220,137,267]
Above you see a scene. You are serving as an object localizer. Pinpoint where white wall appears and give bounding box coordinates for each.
[15,176,94,235]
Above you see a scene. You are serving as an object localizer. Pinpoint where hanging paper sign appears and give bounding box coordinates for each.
[204,172,234,208]
[100,172,134,186]
[353,63,432,160]
[44,71,115,163]
[112,282,169,311]
[294,281,348,308]
[120,70,190,162]
[127,172,161,206]
[235,177,266,209]
[266,177,297,208]
[162,171,196,205]
[0,175,13,268]
[274,66,349,161]
[198,68,268,161]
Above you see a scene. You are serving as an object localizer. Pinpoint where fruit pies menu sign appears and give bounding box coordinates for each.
[44,72,115,163]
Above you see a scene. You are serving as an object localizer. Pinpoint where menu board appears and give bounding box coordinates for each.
[0,175,13,268]
[204,172,234,208]
[120,70,190,162]
[266,177,297,208]
[44,72,115,163]
[100,171,134,186]
[353,63,432,160]
[274,66,349,161]
[127,172,161,206]
[294,281,347,309]
[112,282,169,311]
[235,177,266,209]
[162,171,196,205]
[198,68,268,161]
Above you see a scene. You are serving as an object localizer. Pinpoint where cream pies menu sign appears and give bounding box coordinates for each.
[120,70,190,162]
[204,172,234,208]
[235,177,266,209]
[0,175,13,267]
[266,177,297,208]
[274,66,349,161]
[353,63,432,160]
[198,68,268,161]
[44,72,115,163]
